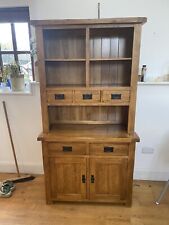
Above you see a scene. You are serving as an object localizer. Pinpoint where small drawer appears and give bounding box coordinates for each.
[47,90,73,104]
[101,90,130,104]
[48,142,86,155]
[90,143,128,156]
[74,90,100,103]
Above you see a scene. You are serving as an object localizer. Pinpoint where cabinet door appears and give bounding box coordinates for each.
[89,157,128,202]
[49,157,86,201]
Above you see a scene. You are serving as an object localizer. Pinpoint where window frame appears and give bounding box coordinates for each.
[0,7,35,80]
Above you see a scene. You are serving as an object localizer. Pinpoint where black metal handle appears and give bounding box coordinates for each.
[55,94,65,100]
[82,175,86,183]
[111,94,121,100]
[104,146,114,153]
[91,175,95,183]
[83,94,92,100]
[62,146,72,152]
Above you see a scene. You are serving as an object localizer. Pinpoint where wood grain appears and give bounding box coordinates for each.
[31,17,147,26]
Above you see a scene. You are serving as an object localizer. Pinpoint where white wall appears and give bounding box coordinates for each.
[0,84,43,174]
[135,83,169,180]
[0,0,169,80]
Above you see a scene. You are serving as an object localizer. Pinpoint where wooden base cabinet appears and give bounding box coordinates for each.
[34,18,146,206]
[41,140,137,205]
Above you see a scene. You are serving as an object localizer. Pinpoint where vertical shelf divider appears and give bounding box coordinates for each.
[86,27,90,87]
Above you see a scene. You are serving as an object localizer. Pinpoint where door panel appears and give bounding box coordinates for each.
[89,157,128,201]
[49,157,86,201]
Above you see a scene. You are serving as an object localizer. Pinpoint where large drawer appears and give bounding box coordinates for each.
[47,90,73,104]
[48,142,87,155]
[89,143,128,156]
[101,90,130,104]
[74,90,100,103]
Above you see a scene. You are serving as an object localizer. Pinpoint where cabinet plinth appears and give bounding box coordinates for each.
[33,17,146,205]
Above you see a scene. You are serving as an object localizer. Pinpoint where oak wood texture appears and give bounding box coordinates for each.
[48,142,87,155]
[101,90,130,104]
[127,24,142,135]
[31,17,147,26]
[35,27,49,132]
[47,88,130,106]
[89,157,128,202]
[74,90,100,103]
[34,18,146,205]
[0,174,169,225]
[47,90,73,104]
[49,157,86,201]
[89,143,128,156]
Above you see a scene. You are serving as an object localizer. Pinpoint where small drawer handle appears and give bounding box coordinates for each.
[82,175,86,183]
[91,175,95,183]
[62,146,72,152]
[111,94,121,100]
[104,146,114,152]
[55,94,65,100]
[83,94,92,100]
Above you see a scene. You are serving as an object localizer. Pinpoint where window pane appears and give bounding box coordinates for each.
[15,23,30,51]
[18,54,32,80]
[2,54,15,65]
[0,23,13,51]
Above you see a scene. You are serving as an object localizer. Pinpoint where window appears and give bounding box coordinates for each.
[0,7,34,81]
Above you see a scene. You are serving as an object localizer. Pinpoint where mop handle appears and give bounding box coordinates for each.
[2,101,20,177]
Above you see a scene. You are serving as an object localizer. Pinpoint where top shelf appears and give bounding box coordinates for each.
[43,27,134,59]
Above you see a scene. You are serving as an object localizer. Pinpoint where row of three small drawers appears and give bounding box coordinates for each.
[47,89,130,104]
[47,142,129,156]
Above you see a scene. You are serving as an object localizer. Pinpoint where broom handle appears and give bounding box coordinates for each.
[2,101,20,177]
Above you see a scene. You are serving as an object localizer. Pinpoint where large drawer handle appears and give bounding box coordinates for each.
[111,94,121,100]
[82,175,86,183]
[55,94,65,100]
[62,146,72,152]
[104,146,114,152]
[83,94,92,100]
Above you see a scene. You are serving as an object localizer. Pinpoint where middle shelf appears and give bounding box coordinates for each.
[48,105,129,133]
[45,60,132,87]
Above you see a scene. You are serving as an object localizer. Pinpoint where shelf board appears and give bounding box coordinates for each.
[45,58,132,62]
[89,58,132,61]
[89,84,131,88]
[46,84,86,89]
[45,58,86,62]
[46,85,131,90]
[51,120,119,125]
[47,102,130,106]
[49,124,129,139]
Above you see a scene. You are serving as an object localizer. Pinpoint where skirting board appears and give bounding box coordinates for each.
[134,170,169,181]
[0,163,168,181]
[0,162,44,175]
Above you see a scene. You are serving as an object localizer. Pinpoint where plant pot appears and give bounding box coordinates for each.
[10,75,25,91]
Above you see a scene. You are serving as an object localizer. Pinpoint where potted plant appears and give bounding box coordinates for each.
[9,62,25,91]
[1,65,10,84]
[0,65,11,90]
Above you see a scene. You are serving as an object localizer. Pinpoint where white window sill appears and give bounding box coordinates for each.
[0,82,39,95]
[138,81,169,85]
